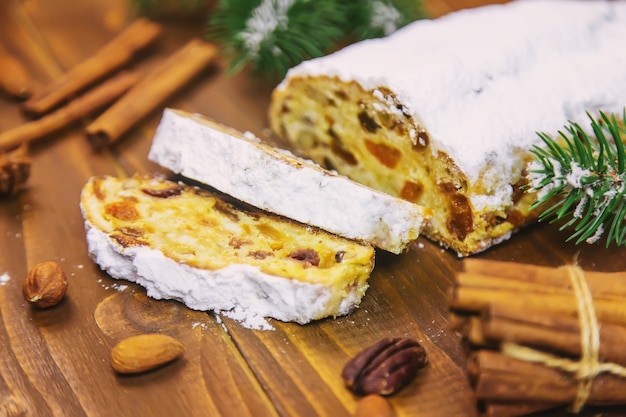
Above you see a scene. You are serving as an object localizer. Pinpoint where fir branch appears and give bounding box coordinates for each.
[207,0,426,80]
[349,0,426,41]
[527,109,626,247]
[207,0,349,80]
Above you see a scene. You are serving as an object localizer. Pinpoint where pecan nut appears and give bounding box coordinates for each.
[342,338,427,396]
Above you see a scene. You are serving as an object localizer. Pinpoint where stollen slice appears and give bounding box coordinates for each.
[148,108,431,254]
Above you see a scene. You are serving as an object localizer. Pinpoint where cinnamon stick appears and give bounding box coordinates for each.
[0,47,33,100]
[452,259,626,415]
[0,71,139,151]
[463,258,626,299]
[450,285,626,327]
[481,401,560,417]
[21,18,162,118]
[468,350,626,405]
[480,304,626,367]
[85,38,219,149]
[455,270,626,318]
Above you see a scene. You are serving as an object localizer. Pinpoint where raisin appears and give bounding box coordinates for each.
[229,237,252,249]
[413,131,429,149]
[248,250,273,260]
[117,226,144,237]
[397,104,411,119]
[438,181,457,194]
[322,157,337,171]
[105,201,139,221]
[111,234,147,248]
[505,209,525,227]
[334,90,349,101]
[446,194,474,241]
[288,248,320,266]
[142,185,183,198]
[364,139,401,169]
[511,178,528,205]
[358,111,381,133]
[328,128,358,166]
[212,200,239,222]
[400,181,424,202]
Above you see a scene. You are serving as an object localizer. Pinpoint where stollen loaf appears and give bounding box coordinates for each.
[80,174,375,326]
[268,0,626,256]
[148,108,432,254]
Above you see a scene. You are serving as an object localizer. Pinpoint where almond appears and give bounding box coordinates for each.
[111,334,184,374]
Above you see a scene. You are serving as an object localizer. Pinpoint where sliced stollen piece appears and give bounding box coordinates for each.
[148,108,432,254]
[268,0,626,256]
[80,174,375,327]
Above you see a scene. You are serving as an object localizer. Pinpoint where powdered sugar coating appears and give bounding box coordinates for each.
[84,222,360,328]
[278,0,626,209]
[149,109,431,253]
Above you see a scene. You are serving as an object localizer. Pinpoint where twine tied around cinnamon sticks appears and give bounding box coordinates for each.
[450,259,626,417]
[500,264,626,413]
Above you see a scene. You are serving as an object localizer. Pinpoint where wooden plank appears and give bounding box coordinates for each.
[2,0,625,416]
[0,0,278,415]
[221,256,479,416]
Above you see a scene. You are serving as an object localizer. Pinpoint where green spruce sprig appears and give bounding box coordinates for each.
[207,0,349,79]
[135,0,425,79]
[206,0,426,80]
[527,109,626,247]
[349,0,425,42]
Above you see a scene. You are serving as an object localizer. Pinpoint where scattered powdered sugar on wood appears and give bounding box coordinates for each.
[221,306,275,331]
[97,278,129,292]
[0,272,10,286]
[191,321,207,330]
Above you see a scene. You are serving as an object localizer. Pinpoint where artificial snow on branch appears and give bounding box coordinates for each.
[527,109,626,247]
[206,0,425,79]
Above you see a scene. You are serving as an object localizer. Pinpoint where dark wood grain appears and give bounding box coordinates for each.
[1,0,624,416]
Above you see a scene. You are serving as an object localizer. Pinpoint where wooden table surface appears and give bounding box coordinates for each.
[1,0,625,416]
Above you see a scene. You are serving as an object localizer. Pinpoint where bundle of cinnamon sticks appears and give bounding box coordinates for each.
[449,258,626,417]
[0,17,219,152]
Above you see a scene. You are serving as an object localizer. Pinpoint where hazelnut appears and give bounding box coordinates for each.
[22,261,68,308]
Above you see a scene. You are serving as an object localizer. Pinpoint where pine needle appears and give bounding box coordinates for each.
[349,0,426,41]
[207,0,349,80]
[527,109,626,247]
[206,0,426,80]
